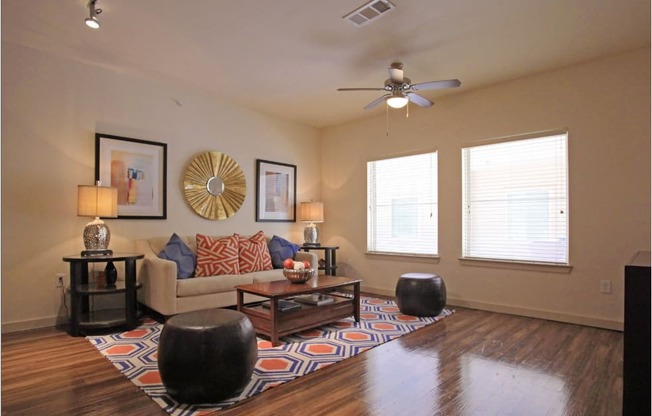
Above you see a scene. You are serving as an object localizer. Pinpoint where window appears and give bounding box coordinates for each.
[462,132,568,264]
[367,151,438,256]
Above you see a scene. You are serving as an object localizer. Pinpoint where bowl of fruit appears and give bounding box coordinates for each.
[282,258,315,284]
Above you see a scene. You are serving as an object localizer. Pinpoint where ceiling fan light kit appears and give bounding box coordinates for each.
[338,62,461,111]
[386,94,408,109]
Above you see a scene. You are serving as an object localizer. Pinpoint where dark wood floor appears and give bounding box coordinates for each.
[1,306,623,416]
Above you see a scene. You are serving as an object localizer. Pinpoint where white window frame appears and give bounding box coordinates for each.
[367,151,438,257]
[461,131,569,266]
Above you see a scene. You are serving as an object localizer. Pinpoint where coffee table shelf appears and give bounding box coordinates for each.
[242,295,353,340]
[236,276,361,346]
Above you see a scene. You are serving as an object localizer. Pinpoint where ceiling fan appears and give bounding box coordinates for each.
[337,62,461,110]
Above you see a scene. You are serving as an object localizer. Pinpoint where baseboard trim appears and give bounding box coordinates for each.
[1,315,68,334]
[361,284,623,331]
[362,286,395,298]
[4,289,623,333]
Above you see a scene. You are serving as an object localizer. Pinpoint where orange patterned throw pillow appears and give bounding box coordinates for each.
[195,234,240,277]
[237,231,273,274]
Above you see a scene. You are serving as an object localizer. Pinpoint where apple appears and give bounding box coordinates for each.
[283,258,294,269]
[303,260,311,269]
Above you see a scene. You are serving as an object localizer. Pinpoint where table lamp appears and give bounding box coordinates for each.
[78,182,118,256]
[300,201,323,246]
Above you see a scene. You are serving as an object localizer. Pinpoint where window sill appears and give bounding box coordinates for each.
[459,257,572,273]
[366,252,440,263]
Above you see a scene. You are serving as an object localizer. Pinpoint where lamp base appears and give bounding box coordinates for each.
[81,249,113,257]
[83,217,111,253]
[303,223,319,246]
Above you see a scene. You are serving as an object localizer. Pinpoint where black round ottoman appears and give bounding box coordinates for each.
[395,272,447,317]
[158,308,257,404]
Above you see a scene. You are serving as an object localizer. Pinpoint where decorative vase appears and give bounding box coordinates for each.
[104,261,117,287]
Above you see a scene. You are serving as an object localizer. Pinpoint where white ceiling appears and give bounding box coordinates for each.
[3,0,650,128]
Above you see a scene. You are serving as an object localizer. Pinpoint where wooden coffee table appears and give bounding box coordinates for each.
[236,275,362,346]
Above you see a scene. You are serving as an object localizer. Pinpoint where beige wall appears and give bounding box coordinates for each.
[319,48,651,330]
[3,41,649,332]
[1,42,321,331]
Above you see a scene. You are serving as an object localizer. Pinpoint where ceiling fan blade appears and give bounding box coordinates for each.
[407,92,434,108]
[410,79,461,91]
[338,87,386,91]
[364,94,391,110]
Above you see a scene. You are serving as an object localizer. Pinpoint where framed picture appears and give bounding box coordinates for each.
[255,159,296,222]
[95,133,167,219]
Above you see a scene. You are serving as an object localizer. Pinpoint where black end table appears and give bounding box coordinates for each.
[300,245,339,276]
[62,253,144,336]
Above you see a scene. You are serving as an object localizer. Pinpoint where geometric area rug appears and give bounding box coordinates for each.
[87,297,454,415]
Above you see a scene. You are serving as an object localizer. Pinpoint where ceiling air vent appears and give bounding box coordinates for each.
[343,0,396,27]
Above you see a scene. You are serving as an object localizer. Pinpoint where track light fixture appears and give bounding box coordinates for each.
[85,0,102,29]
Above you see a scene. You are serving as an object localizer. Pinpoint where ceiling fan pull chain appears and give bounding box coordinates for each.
[386,103,390,136]
[406,101,409,118]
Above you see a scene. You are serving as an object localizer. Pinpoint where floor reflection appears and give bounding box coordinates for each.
[459,354,569,416]
[363,340,442,416]
[360,335,571,416]
[295,308,619,416]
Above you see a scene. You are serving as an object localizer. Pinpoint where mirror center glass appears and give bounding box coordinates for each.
[206,176,225,196]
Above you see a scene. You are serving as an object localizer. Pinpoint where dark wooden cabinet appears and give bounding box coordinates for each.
[623,251,650,416]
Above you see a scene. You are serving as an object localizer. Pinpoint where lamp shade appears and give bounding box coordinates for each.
[78,185,118,218]
[300,202,324,223]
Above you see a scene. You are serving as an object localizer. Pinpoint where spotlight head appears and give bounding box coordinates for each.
[84,0,102,29]
[85,16,100,29]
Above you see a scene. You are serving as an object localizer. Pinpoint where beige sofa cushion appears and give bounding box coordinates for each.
[250,269,288,283]
[177,273,255,297]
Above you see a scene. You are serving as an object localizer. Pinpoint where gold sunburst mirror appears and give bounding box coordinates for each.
[184,151,246,220]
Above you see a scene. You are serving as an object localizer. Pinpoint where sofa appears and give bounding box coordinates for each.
[135,233,317,317]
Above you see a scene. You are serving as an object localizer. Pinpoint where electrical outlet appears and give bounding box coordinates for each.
[600,279,612,294]
[55,273,65,288]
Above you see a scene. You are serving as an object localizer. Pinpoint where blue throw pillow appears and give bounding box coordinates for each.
[268,235,300,269]
[159,233,196,279]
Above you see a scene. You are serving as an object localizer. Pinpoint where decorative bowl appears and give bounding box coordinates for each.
[283,268,315,284]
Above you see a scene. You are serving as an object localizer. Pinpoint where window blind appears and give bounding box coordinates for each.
[367,152,438,256]
[462,133,568,264]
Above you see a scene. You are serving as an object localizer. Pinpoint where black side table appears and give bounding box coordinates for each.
[300,245,339,276]
[62,253,144,336]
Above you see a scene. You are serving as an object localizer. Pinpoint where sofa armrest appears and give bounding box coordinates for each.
[136,239,179,316]
[294,251,318,268]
